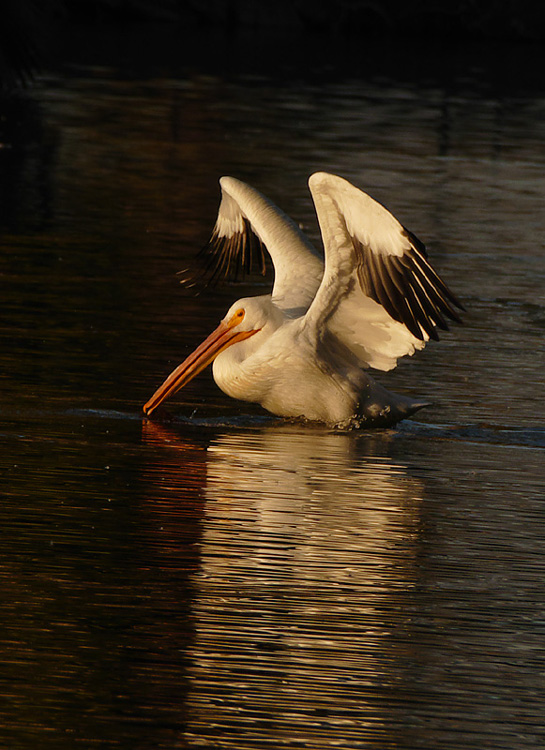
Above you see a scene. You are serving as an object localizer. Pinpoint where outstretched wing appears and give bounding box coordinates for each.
[180,188,268,287]
[181,176,324,316]
[304,172,464,371]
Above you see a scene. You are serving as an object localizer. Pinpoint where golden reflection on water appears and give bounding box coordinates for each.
[143,421,424,747]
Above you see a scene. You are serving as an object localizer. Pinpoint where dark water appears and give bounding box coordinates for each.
[1,25,545,749]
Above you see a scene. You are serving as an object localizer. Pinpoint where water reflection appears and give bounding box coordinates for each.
[144,421,425,747]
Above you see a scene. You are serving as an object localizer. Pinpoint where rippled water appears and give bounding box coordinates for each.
[1,25,544,750]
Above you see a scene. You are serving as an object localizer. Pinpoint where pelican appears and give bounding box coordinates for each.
[143,173,464,428]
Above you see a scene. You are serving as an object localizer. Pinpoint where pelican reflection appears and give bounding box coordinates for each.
[142,421,426,748]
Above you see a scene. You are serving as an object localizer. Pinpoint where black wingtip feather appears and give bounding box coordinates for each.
[179,221,269,291]
[407,241,465,314]
[356,233,464,341]
[402,227,428,258]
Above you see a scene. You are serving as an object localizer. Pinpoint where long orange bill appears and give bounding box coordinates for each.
[143,320,258,416]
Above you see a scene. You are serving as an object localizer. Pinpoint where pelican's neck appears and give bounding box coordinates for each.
[212,296,286,403]
[221,177,324,311]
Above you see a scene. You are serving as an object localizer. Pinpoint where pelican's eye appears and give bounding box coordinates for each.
[229,308,245,326]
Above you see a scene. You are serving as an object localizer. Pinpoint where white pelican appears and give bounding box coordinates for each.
[144,173,464,427]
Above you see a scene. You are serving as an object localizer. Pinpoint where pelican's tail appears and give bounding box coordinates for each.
[348,381,432,429]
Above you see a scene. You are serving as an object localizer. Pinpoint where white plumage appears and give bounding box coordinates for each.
[144,173,463,427]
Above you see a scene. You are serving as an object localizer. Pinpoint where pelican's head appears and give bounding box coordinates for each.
[143,296,268,416]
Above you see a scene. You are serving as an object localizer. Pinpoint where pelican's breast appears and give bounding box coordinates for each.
[214,323,365,424]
